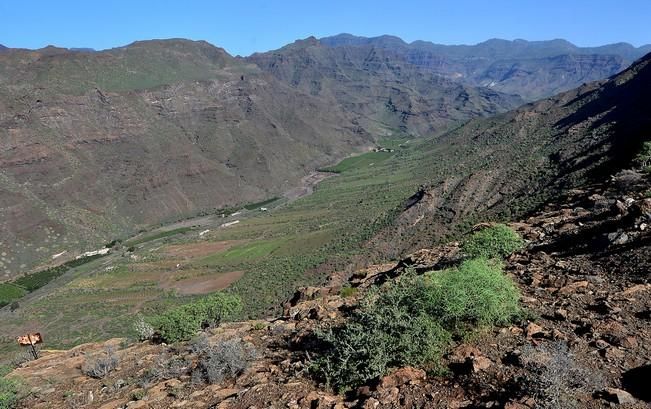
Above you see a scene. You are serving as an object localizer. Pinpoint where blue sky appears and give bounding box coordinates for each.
[1,0,649,56]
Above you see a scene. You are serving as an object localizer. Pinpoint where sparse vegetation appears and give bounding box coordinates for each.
[138,354,190,388]
[311,260,520,391]
[0,376,19,409]
[133,315,155,341]
[243,197,280,211]
[520,341,603,409]
[634,141,651,172]
[339,286,358,298]
[0,285,26,309]
[462,224,524,259]
[81,346,119,379]
[149,293,242,343]
[125,227,193,247]
[319,151,394,173]
[191,336,257,384]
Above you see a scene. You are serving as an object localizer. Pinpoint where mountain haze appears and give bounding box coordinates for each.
[247,37,522,137]
[320,34,651,100]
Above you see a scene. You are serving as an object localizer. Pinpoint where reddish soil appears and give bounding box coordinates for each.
[161,271,244,295]
[163,241,242,260]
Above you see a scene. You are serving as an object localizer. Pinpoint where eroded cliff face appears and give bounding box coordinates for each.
[319,35,651,101]
[247,38,523,137]
[0,41,374,277]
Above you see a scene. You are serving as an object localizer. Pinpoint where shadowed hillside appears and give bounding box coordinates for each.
[247,37,523,137]
[365,51,651,257]
[320,34,651,100]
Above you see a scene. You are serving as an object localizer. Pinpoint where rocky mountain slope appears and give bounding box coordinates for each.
[0,39,521,278]
[7,162,650,408]
[365,50,651,258]
[247,37,522,137]
[320,34,651,100]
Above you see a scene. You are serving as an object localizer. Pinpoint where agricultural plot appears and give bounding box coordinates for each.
[319,151,394,173]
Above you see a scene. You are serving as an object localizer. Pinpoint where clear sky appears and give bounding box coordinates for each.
[1,0,649,56]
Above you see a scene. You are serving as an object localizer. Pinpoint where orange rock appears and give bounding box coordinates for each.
[378,367,426,389]
[557,280,589,295]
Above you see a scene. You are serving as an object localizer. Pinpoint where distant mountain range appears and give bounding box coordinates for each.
[368,49,651,256]
[247,37,522,137]
[318,34,651,100]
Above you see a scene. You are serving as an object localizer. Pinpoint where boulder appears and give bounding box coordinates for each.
[525,322,547,339]
[378,367,426,389]
[601,388,637,404]
[557,280,589,295]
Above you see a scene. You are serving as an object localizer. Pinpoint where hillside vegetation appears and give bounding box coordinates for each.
[2,51,650,357]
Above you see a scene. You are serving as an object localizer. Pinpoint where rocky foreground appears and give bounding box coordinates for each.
[8,171,651,408]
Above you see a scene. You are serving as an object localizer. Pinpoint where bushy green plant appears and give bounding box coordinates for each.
[150,293,242,343]
[634,141,651,171]
[311,272,451,391]
[311,259,520,391]
[0,376,20,409]
[462,224,524,259]
[425,258,521,332]
[339,286,358,298]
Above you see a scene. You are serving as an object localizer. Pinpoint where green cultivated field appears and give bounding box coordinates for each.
[319,151,394,173]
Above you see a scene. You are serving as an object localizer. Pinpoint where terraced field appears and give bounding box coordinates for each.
[0,140,420,356]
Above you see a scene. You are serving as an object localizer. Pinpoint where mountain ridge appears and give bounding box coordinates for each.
[322,33,651,59]
[319,34,651,100]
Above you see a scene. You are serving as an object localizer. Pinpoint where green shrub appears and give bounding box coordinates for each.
[190,336,257,384]
[634,141,651,171]
[0,376,19,409]
[311,259,520,391]
[150,293,242,343]
[311,272,451,391]
[425,258,521,332]
[462,224,524,259]
[339,286,358,298]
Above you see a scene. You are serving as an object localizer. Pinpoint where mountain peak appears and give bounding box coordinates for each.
[320,33,407,48]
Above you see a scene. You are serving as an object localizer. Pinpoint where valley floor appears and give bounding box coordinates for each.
[7,168,650,408]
